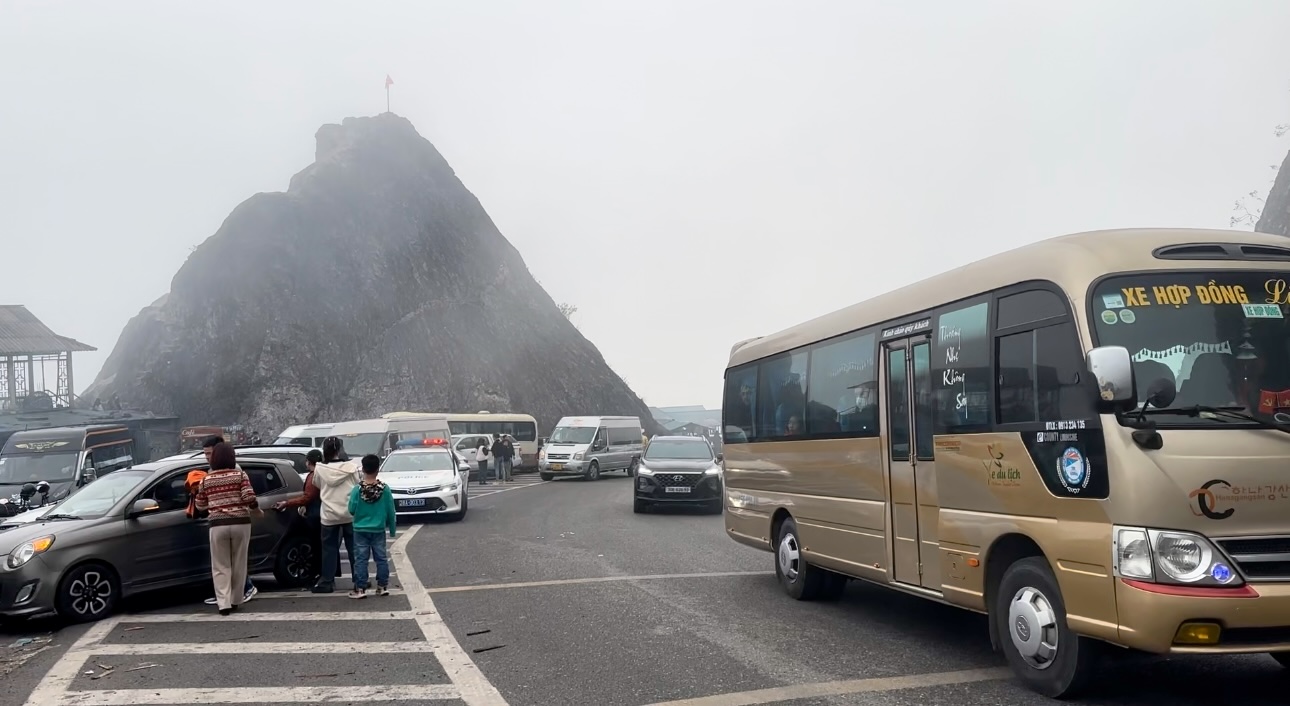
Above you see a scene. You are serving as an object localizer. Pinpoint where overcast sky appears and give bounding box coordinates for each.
[3,1,1289,412]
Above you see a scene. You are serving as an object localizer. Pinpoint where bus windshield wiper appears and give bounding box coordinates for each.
[1140,405,1290,434]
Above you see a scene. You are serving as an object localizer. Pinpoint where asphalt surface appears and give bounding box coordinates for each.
[2,471,1287,705]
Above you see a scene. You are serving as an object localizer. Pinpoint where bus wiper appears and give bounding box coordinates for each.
[1142,405,1290,434]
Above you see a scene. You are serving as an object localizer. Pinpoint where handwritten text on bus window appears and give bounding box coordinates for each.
[1118,282,1250,309]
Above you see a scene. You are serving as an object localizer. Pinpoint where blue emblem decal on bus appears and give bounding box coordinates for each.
[1057,447,1090,494]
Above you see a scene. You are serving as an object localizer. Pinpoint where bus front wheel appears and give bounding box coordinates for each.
[774,517,845,601]
[994,557,1098,699]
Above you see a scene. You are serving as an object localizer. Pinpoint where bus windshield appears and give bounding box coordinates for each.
[1092,271,1290,424]
[0,452,80,484]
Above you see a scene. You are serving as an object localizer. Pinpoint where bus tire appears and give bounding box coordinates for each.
[774,517,845,601]
[1270,652,1290,669]
[995,557,1098,699]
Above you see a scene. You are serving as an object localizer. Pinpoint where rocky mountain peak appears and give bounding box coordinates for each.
[86,114,655,436]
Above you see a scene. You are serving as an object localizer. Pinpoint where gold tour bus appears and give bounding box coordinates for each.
[721,228,1290,698]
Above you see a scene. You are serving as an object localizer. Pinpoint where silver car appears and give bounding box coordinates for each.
[0,457,314,623]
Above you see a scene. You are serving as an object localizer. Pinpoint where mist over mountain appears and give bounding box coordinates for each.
[85,113,656,435]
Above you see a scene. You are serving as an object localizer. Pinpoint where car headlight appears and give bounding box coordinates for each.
[447,482,459,492]
[704,465,721,476]
[637,464,654,476]
[7,534,55,569]
[1112,526,1237,586]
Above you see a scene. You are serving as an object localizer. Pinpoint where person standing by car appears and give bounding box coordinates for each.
[201,435,257,607]
[194,442,259,615]
[502,435,516,481]
[274,448,324,578]
[475,440,492,485]
[491,436,507,483]
[312,437,359,594]
[346,454,396,598]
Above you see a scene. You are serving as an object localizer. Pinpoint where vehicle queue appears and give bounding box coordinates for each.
[0,409,681,625]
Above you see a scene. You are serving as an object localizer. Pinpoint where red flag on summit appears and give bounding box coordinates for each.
[385,75,394,88]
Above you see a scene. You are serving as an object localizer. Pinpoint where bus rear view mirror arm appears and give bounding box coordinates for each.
[1086,345,1137,413]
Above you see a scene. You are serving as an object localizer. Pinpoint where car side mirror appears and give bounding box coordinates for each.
[715,454,723,463]
[129,498,161,518]
[1086,345,1137,413]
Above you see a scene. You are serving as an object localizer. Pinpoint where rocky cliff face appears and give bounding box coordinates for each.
[1257,148,1290,236]
[86,114,656,436]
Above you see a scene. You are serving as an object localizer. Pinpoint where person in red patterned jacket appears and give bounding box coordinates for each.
[195,442,261,615]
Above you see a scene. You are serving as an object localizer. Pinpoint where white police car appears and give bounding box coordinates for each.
[380,438,470,521]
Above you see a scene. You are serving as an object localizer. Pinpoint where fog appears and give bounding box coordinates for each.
[2,0,1288,409]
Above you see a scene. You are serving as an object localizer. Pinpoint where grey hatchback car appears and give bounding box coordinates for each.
[0,456,315,623]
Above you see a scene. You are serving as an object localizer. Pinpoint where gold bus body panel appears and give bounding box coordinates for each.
[724,228,1290,656]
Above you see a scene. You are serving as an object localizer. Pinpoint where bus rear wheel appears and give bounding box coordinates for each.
[994,557,1098,699]
[774,517,845,601]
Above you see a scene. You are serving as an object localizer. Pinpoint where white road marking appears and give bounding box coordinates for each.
[41,685,461,705]
[81,641,442,655]
[116,610,415,622]
[22,616,120,706]
[392,524,509,705]
[427,570,775,594]
[22,524,508,706]
[468,478,550,498]
[641,667,1012,706]
[250,587,407,599]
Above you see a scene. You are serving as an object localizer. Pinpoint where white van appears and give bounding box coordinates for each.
[539,416,642,481]
[329,415,451,459]
[273,423,335,447]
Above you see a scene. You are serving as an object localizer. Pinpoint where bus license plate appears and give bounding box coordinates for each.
[398,499,426,508]
[665,486,691,493]
[549,464,563,471]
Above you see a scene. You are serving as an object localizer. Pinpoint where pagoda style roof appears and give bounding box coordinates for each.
[0,305,97,355]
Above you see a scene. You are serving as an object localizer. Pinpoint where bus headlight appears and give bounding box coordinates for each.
[1112,525,1236,586]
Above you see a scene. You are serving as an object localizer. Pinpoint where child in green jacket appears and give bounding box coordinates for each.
[347,454,397,598]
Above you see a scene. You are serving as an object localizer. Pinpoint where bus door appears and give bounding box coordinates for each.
[881,334,941,591]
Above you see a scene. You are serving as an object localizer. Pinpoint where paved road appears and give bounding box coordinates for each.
[3,472,1286,705]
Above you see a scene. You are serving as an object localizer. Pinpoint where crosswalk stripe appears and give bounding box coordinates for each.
[77,641,440,655]
[118,610,415,622]
[45,685,461,705]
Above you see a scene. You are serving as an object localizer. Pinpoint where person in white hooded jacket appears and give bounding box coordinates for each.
[311,436,361,593]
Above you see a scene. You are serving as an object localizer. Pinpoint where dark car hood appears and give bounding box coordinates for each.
[639,459,714,472]
[0,516,93,554]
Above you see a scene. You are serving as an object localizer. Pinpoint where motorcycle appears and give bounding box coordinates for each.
[0,481,53,518]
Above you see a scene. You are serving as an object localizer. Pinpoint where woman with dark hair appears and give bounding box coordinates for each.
[312,436,360,593]
[194,442,259,615]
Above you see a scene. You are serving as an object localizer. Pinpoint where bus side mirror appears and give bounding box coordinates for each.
[1086,346,1137,413]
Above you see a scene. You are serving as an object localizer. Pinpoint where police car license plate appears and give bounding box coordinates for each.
[398,499,426,508]
[665,486,691,493]
[549,464,563,471]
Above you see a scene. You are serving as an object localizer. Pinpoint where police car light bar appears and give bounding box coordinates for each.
[395,437,449,448]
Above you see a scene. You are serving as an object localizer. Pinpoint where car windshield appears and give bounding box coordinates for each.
[549,426,595,444]
[273,436,311,447]
[382,451,455,473]
[1093,271,1290,425]
[46,469,152,520]
[336,433,384,457]
[0,452,80,485]
[645,439,714,461]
